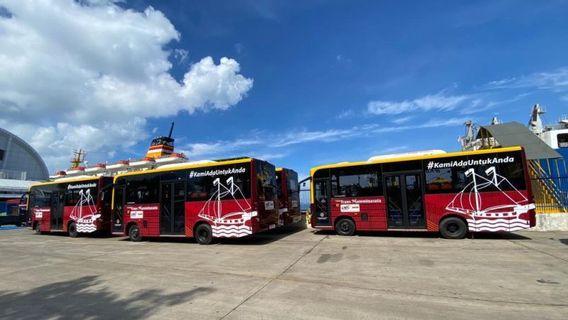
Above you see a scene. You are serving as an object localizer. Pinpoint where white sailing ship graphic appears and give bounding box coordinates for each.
[197,177,257,237]
[69,189,100,233]
[446,166,535,232]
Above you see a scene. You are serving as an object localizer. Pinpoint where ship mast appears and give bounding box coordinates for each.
[459,120,476,150]
[528,103,545,136]
[70,149,86,169]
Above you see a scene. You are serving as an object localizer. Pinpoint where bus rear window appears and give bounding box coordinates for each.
[256,161,276,200]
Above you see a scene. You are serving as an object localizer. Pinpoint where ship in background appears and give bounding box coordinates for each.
[527,104,568,163]
[51,122,188,179]
[459,104,568,229]
[460,104,568,162]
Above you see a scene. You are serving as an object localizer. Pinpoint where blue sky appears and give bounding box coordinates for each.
[1,0,568,178]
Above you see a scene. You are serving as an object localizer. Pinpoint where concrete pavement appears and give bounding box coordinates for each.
[0,227,567,319]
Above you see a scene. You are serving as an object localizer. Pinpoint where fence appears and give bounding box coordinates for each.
[528,160,568,213]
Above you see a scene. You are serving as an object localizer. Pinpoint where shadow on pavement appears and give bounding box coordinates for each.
[313,229,532,240]
[0,275,215,320]
[119,223,308,246]
[470,232,532,240]
[559,239,568,246]
[219,223,307,245]
[32,230,114,238]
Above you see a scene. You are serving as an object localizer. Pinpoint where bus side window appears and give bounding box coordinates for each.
[331,166,380,198]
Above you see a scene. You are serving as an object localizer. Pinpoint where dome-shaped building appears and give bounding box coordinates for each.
[0,128,48,181]
[0,127,48,211]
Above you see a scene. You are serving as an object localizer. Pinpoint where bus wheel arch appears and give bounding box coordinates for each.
[194,222,213,245]
[335,216,356,236]
[127,223,142,242]
[68,221,79,238]
[439,215,468,239]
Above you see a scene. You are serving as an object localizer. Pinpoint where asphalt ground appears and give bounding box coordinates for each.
[0,226,567,319]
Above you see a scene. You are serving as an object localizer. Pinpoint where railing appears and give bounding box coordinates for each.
[528,160,568,213]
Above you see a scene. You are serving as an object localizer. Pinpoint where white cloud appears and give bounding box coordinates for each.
[369,145,409,157]
[249,152,287,161]
[0,0,252,172]
[485,68,568,91]
[370,117,469,134]
[273,128,362,147]
[367,92,470,115]
[182,137,263,159]
[391,116,414,124]
[180,119,466,160]
[335,109,354,119]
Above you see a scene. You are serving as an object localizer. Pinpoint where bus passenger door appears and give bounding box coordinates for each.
[160,181,186,235]
[112,186,125,234]
[50,191,64,230]
[384,172,425,229]
[313,178,331,226]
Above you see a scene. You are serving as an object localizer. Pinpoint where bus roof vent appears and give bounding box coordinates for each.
[367,150,446,161]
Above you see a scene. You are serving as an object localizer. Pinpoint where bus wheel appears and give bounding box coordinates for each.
[335,218,356,236]
[34,224,41,234]
[128,224,142,242]
[439,217,467,239]
[68,222,79,238]
[195,223,213,245]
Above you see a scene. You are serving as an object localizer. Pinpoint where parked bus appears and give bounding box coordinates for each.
[29,176,113,237]
[310,146,536,239]
[276,168,303,226]
[111,157,279,244]
[0,198,25,227]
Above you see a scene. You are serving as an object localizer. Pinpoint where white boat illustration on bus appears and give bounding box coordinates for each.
[197,176,258,238]
[445,166,535,232]
[69,189,101,233]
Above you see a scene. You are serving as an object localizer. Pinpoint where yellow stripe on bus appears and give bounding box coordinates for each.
[308,146,524,204]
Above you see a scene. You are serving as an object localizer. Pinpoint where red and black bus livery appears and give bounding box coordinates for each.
[29,176,113,237]
[310,147,536,239]
[276,167,302,226]
[111,157,279,244]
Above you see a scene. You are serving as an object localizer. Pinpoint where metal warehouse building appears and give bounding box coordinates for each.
[0,127,48,201]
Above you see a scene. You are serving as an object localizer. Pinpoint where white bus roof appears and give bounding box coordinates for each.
[367,150,446,161]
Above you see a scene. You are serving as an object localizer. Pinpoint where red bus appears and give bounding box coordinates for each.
[111,157,279,244]
[276,168,303,226]
[310,146,536,239]
[29,176,113,237]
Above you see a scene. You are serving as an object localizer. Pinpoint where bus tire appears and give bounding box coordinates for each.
[68,222,79,238]
[335,218,356,236]
[128,224,142,242]
[195,223,213,245]
[34,224,41,234]
[439,217,468,239]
